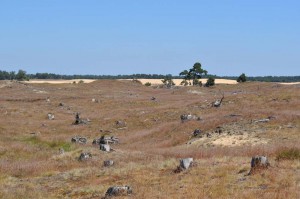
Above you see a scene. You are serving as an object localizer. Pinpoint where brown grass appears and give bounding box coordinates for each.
[0,80,299,198]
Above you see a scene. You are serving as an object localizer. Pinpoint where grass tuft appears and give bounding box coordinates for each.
[276,147,300,161]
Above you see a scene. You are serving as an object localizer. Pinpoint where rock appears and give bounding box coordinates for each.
[46,97,50,102]
[78,152,92,161]
[100,144,110,152]
[249,156,270,174]
[115,120,126,128]
[71,136,87,144]
[180,158,194,169]
[151,97,156,101]
[93,136,119,145]
[47,113,55,120]
[59,148,65,154]
[254,119,270,123]
[58,102,64,107]
[92,98,99,103]
[73,112,89,125]
[104,160,114,167]
[193,129,202,137]
[105,186,132,197]
[180,114,201,122]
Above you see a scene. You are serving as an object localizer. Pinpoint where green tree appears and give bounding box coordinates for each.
[205,77,215,87]
[15,70,28,81]
[237,73,247,83]
[162,75,175,88]
[179,62,208,86]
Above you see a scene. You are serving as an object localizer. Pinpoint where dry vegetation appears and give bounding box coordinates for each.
[0,79,299,199]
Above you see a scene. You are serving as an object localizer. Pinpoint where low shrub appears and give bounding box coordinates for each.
[276,147,300,161]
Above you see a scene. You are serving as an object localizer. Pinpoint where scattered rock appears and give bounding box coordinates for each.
[93,136,119,145]
[59,148,65,154]
[180,158,194,169]
[73,112,89,125]
[71,136,87,144]
[212,94,224,107]
[47,113,55,120]
[254,119,270,123]
[104,160,114,167]
[105,186,132,197]
[249,156,270,175]
[92,98,100,103]
[192,129,202,137]
[180,114,201,122]
[174,158,194,173]
[100,144,110,152]
[78,152,92,161]
[115,120,126,128]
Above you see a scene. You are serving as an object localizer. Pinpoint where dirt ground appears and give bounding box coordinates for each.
[0,79,299,198]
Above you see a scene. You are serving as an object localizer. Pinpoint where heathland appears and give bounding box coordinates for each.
[0,79,299,198]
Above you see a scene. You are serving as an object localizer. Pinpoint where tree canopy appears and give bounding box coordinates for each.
[179,62,208,86]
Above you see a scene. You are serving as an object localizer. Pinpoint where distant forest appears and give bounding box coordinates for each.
[0,70,299,82]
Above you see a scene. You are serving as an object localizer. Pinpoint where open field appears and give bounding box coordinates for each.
[0,79,299,198]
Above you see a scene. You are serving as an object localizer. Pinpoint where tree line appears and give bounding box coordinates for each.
[0,69,299,82]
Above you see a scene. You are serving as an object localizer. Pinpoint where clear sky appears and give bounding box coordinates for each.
[0,0,299,76]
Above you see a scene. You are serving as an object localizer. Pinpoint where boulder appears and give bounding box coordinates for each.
[78,152,92,161]
[180,114,201,122]
[251,156,270,168]
[92,98,99,103]
[249,156,270,174]
[47,113,55,120]
[71,136,87,144]
[115,120,126,128]
[73,112,89,125]
[105,186,132,197]
[93,136,119,145]
[193,129,202,137]
[180,158,194,170]
[104,160,114,167]
[100,144,110,152]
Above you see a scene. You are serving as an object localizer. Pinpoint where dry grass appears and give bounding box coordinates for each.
[0,80,299,198]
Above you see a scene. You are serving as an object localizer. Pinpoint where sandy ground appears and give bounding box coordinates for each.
[121,78,238,85]
[25,78,237,85]
[279,82,300,85]
[21,79,300,85]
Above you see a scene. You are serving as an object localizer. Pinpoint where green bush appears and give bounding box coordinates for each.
[276,147,300,161]
[205,77,215,87]
[237,73,247,83]
[144,82,151,86]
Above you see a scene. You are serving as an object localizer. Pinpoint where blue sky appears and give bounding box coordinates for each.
[0,0,299,76]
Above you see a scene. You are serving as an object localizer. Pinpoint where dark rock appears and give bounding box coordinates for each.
[78,152,92,161]
[105,186,132,197]
[104,160,114,167]
[193,129,202,137]
[93,136,119,145]
[71,136,87,144]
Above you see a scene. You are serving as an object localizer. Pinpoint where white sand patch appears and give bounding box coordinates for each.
[279,82,300,85]
[120,78,237,85]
